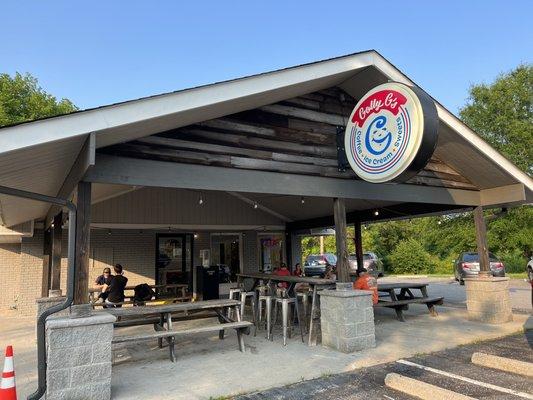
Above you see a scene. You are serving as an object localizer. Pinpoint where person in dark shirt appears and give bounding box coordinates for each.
[94,267,113,302]
[104,264,128,308]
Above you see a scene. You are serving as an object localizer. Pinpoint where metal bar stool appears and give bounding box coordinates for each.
[296,290,311,333]
[227,287,243,319]
[270,296,304,346]
[257,293,274,339]
[239,291,258,326]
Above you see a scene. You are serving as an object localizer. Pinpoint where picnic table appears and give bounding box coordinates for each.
[89,283,189,304]
[237,273,335,346]
[376,282,443,321]
[96,299,252,362]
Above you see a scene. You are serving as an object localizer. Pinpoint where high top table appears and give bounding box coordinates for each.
[237,273,335,346]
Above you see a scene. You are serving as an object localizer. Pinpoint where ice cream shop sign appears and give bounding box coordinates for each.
[344,82,439,183]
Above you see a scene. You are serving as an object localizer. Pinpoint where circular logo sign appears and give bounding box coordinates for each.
[344,82,438,183]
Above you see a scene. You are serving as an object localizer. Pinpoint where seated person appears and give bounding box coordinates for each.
[94,267,113,302]
[353,268,378,304]
[324,265,337,281]
[293,263,303,277]
[274,263,291,290]
[104,264,128,308]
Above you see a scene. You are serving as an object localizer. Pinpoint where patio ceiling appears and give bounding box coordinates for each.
[0,50,531,227]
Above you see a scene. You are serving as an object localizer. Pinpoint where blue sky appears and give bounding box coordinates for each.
[1,1,532,114]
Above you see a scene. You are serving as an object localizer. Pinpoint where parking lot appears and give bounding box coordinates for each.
[238,331,533,399]
[380,276,532,313]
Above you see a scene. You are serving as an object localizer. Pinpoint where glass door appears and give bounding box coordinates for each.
[156,233,193,286]
[258,234,284,273]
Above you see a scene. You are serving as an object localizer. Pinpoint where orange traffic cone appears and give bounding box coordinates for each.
[0,346,17,400]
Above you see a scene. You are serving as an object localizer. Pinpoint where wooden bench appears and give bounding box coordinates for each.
[375,296,444,322]
[113,320,253,362]
[99,299,250,362]
[91,295,191,308]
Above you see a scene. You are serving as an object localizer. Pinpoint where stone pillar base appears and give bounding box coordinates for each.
[49,289,63,297]
[45,312,116,400]
[465,277,512,324]
[36,297,68,320]
[319,283,376,353]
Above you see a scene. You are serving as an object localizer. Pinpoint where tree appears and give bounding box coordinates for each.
[459,64,533,176]
[0,72,77,127]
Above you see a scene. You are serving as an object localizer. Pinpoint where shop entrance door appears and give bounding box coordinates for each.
[156,233,193,287]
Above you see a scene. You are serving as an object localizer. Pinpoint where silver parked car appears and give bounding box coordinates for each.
[304,253,337,277]
[348,252,384,277]
[454,252,505,285]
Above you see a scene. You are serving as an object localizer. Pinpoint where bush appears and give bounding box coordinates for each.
[500,250,528,273]
[432,255,455,275]
[389,239,436,275]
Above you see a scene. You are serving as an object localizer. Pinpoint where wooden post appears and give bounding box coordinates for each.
[354,219,364,274]
[333,198,349,283]
[319,236,324,254]
[41,228,52,297]
[473,206,490,277]
[50,212,63,292]
[285,231,292,269]
[74,181,91,305]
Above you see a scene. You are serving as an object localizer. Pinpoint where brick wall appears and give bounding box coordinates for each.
[1,228,275,316]
[0,243,22,312]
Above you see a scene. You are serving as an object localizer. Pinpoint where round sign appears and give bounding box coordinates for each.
[344,82,438,183]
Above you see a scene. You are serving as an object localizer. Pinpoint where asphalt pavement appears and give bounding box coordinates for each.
[236,331,533,400]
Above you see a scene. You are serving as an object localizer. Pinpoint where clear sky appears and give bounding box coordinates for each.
[1,1,532,114]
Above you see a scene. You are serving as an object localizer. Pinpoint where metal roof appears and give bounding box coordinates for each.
[0,50,531,227]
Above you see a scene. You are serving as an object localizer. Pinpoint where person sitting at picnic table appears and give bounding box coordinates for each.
[104,264,128,308]
[94,267,113,302]
[353,268,378,304]
[293,263,303,277]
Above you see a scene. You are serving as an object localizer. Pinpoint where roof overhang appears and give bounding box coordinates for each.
[0,50,531,227]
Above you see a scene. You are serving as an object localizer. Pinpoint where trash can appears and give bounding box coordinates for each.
[194,265,220,300]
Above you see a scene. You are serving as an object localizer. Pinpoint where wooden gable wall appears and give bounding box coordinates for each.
[99,87,476,191]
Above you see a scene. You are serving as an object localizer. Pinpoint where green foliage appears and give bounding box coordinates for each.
[459,64,533,176]
[388,238,435,274]
[0,72,77,127]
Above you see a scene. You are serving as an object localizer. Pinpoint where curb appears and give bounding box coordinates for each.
[471,352,533,378]
[384,373,476,400]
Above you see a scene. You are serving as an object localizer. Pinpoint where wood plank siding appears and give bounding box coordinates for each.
[99,87,477,191]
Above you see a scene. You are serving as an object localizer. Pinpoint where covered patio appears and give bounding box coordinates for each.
[0,50,531,399]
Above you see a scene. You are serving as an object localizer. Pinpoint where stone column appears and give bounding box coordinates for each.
[35,297,68,320]
[465,277,512,324]
[320,282,376,353]
[45,312,116,400]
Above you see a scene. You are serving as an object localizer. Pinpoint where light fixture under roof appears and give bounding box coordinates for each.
[373,210,379,216]
[253,202,258,209]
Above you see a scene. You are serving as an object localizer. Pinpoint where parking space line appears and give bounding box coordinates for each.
[396,359,533,399]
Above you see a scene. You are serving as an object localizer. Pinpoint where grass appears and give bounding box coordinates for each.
[507,272,527,279]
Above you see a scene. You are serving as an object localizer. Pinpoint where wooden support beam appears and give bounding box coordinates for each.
[473,206,490,276]
[354,219,364,274]
[41,228,52,297]
[73,181,91,305]
[333,198,349,283]
[45,133,95,229]
[50,212,63,292]
[87,155,481,206]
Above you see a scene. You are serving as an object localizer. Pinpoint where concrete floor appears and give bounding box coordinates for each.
[2,280,531,400]
[109,305,532,399]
